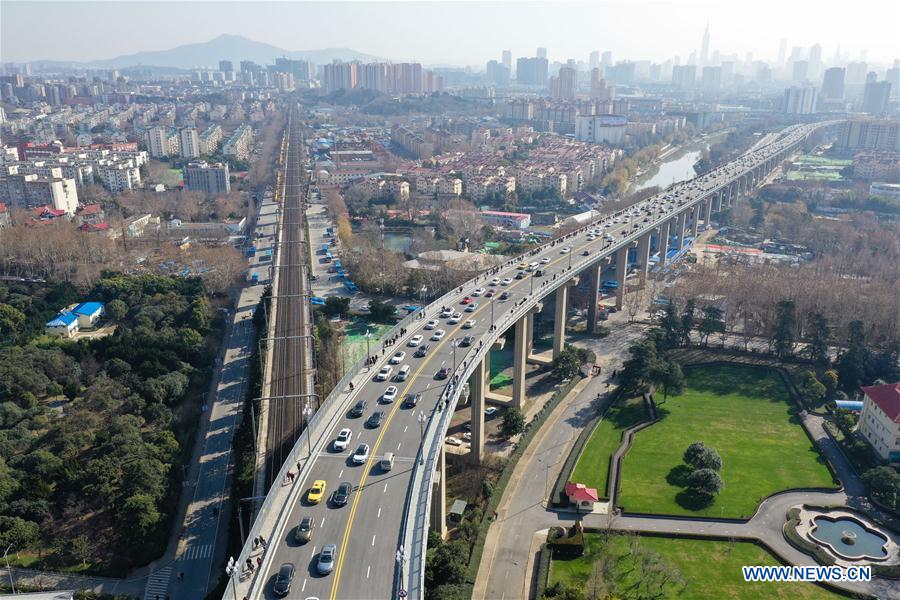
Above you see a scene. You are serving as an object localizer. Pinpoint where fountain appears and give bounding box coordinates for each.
[810,515,889,560]
[841,530,857,545]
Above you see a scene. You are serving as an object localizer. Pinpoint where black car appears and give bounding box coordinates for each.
[366,410,385,428]
[515,270,526,279]
[273,562,295,596]
[333,482,352,506]
[435,367,450,380]
[414,344,430,357]
[404,393,421,408]
[534,269,544,277]
[582,249,591,256]
[499,291,510,300]
[348,399,367,418]
[460,335,474,347]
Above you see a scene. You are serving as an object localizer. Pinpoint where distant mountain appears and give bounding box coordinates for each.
[31,34,382,70]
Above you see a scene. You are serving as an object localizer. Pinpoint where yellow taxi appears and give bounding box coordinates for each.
[308,480,327,504]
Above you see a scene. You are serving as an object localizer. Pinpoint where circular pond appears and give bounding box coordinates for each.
[810,515,889,561]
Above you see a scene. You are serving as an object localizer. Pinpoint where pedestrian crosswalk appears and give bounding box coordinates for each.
[143,565,172,600]
[179,543,213,561]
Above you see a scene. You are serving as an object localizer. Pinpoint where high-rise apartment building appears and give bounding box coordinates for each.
[537,48,547,59]
[835,119,900,153]
[486,60,510,86]
[792,60,809,82]
[821,67,845,100]
[145,126,170,158]
[589,51,600,71]
[218,60,234,74]
[862,80,892,115]
[601,51,612,69]
[783,86,818,114]
[516,57,549,85]
[179,127,200,159]
[701,66,721,91]
[550,67,577,99]
[672,65,697,88]
[184,161,230,194]
[502,50,512,71]
[845,61,868,86]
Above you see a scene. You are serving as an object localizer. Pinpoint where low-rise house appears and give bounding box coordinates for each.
[564,481,599,512]
[71,302,105,328]
[858,383,900,464]
[45,312,79,338]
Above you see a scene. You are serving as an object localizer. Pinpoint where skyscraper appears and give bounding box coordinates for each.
[862,80,891,115]
[502,50,512,71]
[792,60,809,82]
[589,51,600,71]
[778,39,788,66]
[601,51,612,70]
[783,86,818,114]
[821,67,845,100]
[516,57,549,85]
[550,66,577,99]
[700,24,710,66]
[808,43,822,79]
[537,48,547,59]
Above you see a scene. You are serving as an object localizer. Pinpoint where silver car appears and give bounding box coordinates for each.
[317,544,336,575]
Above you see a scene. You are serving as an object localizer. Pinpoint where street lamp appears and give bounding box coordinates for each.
[302,397,314,458]
[4,544,16,595]
[417,411,427,465]
[364,328,372,367]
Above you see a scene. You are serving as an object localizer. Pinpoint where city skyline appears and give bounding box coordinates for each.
[2,0,899,67]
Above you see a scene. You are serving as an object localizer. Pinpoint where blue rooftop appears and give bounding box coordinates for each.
[47,312,78,328]
[72,302,104,316]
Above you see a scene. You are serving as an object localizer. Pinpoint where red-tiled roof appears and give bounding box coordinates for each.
[863,383,900,423]
[78,204,102,215]
[565,481,599,503]
[0,202,7,213]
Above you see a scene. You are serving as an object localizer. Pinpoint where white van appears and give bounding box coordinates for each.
[380,452,395,471]
[396,365,411,382]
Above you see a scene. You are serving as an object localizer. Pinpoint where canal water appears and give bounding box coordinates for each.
[632,149,704,192]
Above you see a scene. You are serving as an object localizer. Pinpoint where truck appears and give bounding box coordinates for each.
[247,245,257,257]
[250,272,259,285]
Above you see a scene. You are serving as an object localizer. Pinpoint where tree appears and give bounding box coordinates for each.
[70,534,92,567]
[500,408,525,438]
[683,442,722,471]
[0,303,25,339]
[836,320,871,392]
[806,313,831,367]
[620,337,660,395]
[687,468,724,496]
[542,582,587,600]
[658,302,680,351]
[799,371,827,407]
[322,296,351,318]
[650,358,684,402]
[678,299,696,347]
[552,346,582,381]
[367,299,397,323]
[862,467,900,510]
[821,370,839,401]
[105,298,128,321]
[772,299,796,359]
[698,306,725,347]
[120,493,161,534]
[424,539,468,589]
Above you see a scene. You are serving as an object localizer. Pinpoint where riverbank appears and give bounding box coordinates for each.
[631,129,731,194]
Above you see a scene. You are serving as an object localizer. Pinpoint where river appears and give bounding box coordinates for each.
[631,131,729,193]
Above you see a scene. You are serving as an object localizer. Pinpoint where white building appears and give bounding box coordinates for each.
[223,125,253,161]
[145,126,170,158]
[783,86,818,115]
[575,115,627,145]
[0,173,78,214]
[858,383,900,464]
[184,161,230,194]
[179,127,201,158]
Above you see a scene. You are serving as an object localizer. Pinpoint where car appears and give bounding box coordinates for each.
[534,269,544,277]
[294,517,313,543]
[445,436,462,446]
[463,432,472,442]
[414,344,431,357]
[448,314,462,324]
[333,481,352,506]
[462,422,472,431]
[582,249,591,256]
[485,406,498,417]
[273,562,296,596]
[435,367,450,380]
[440,307,454,318]
[382,386,398,403]
[484,289,496,298]
[308,480,327,503]
[460,335,474,347]
[472,288,485,296]
[607,306,618,313]
[540,257,551,264]
[333,428,352,450]
[317,545,336,575]
[367,410,385,428]
[352,443,370,464]
[425,319,439,330]
[408,334,424,347]
[490,277,500,286]
[375,365,393,381]
[463,319,476,329]
[389,351,406,364]
[461,296,472,305]
[431,329,446,341]
[499,291,510,300]
[404,393,421,408]
[560,246,571,254]
[348,399,367,418]
[501,278,513,286]
[518,262,529,270]
[515,270,526,279]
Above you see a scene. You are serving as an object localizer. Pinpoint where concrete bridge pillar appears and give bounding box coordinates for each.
[430,444,447,539]
[553,285,568,359]
[691,205,700,239]
[615,245,628,311]
[657,219,671,271]
[704,197,713,229]
[585,263,602,334]
[469,356,486,464]
[636,231,652,287]
[512,315,527,410]
[675,211,687,250]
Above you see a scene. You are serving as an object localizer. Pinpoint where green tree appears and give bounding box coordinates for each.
[772,299,796,359]
[687,468,724,496]
[621,337,660,395]
[0,303,26,339]
[0,515,39,548]
[322,296,351,318]
[424,539,469,589]
[105,299,128,321]
[836,320,871,392]
[806,313,831,367]
[120,493,161,534]
[367,299,397,323]
[431,584,473,600]
[552,346,582,380]
[698,306,725,347]
[70,534,92,567]
[500,408,525,438]
[683,442,722,471]
[799,371,827,407]
[821,370,839,401]
[650,357,684,402]
[658,302,680,351]
[679,299,696,347]
[862,467,900,510]
[543,581,587,600]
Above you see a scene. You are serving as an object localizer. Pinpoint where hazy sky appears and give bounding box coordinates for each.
[2,0,898,66]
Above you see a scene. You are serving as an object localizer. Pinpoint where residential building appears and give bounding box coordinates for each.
[223,125,253,161]
[179,127,200,158]
[550,67,577,99]
[835,119,900,153]
[145,126,170,158]
[199,124,223,155]
[783,86,818,114]
[853,152,900,181]
[183,161,230,194]
[391,126,434,159]
[516,57,549,86]
[575,114,627,145]
[862,80,891,116]
[858,383,900,463]
[672,65,696,88]
[0,173,78,214]
[480,210,531,230]
[821,67,845,100]
[870,182,900,198]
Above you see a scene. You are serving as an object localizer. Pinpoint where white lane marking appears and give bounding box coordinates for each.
[302,578,307,592]
[384,483,388,493]
[311,545,317,558]
[339,469,344,478]
[397,442,402,451]
[404,425,408,433]
[377,507,382,518]
[366,565,371,579]
[372,534,377,546]
[320,517,325,527]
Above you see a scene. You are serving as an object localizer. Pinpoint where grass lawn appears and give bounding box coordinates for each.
[618,364,837,518]
[570,396,648,499]
[550,534,843,600]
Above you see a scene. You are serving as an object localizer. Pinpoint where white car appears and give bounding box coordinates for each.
[463,319,476,329]
[560,246,571,254]
[425,319,439,330]
[352,443,370,464]
[375,365,393,381]
[448,314,462,325]
[501,278,513,286]
[472,288,485,296]
[440,307,453,318]
[445,436,463,447]
[431,329,446,341]
[540,257,551,264]
[484,406,498,416]
[465,303,478,312]
[408,335,424,347]
[382,386,398,403]
[490,277,500,286]
[333,428,352,451]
